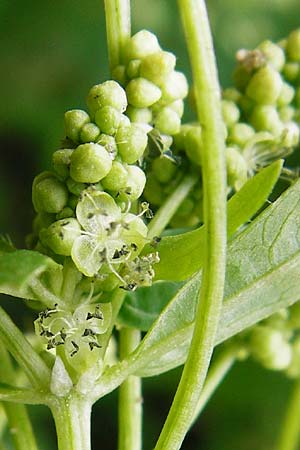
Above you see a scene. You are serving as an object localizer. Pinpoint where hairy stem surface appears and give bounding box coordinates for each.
[154,0,227,449]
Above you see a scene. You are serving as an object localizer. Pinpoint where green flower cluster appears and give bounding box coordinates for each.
[113,30,188,137]
[242,303,300,377]
[29,79,158,292]
[142,30,300,230]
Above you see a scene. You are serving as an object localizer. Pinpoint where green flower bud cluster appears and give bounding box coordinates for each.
[29,79,160,292]
[240,304,300,377]
[112,30,188,140]
[35,302,112,374]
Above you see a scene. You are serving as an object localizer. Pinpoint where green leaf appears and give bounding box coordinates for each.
[0,235,15,254]
[153,160,283,281]
[130,176,300,377]
[117,281,182,331]
[0,250,62,301]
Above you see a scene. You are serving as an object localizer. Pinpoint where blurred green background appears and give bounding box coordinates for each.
[0,0,299,449]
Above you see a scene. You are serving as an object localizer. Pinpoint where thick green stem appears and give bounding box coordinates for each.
[0,307,50,389]
[276,380,300,450]
[147,173,198,240]
[154,1,227,449]
[0,343,39,450]
[104,0,131,70]
[118,328,142,450]
[50,395,92,450]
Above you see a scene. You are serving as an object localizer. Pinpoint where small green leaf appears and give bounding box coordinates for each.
[117,281,182,331]
[153,160,283,281]
[130,176,300,376]
[0,235,15,254]
[0,250,62,301]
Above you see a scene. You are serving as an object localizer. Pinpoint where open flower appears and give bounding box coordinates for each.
[71,188,148,278]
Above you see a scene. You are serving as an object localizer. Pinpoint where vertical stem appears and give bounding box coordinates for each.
[104,0,131,70]
[154,0,227,449]
[276,380,300,450]
[0,343,39,450]
[50,396,92,450]
[118,328,142,450]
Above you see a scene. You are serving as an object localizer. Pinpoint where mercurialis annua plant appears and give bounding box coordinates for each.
[1,2,300,450]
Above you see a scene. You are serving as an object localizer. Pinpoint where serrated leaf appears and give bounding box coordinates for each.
[153,160,283,281]
[117,281,182,331]
[0,250,62,301]
[130,177,300,376]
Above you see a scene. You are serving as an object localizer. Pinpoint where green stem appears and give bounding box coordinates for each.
[104,0,131,70]
[118,328,142,450]
[147,173,198,240]
[50,395,92,450]
[154,1,227,449]
[0,306,51,389]
[276,380,300,450]
[0,342,39,450]
[190,346,237,427]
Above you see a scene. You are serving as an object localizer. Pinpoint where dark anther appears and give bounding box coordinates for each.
[131,243,138,251]
[59,231,64,240]
[70,341,79,357]
[150,236,161,248]
[82,328,96,337]
[87,213,94,219]
[89,341,102,351]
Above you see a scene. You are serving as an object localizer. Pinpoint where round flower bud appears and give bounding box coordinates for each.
[101,161,128,191]
[184,125,203,166]
[126,106,152,124]
[94,106,123,136]
[277,82,295,107]
[56,206,74,220]
[43,218,81,256]
[32,172,69,214]
[124,165,146,201]
[70,143,112,183]
[64,110,90,143]
[97,134,118,159]
[80,123,100,143]
[160,71,189,103]
[282,62,300,83]
[245,65,283,104]
[249,325,292,371]
[228,123,255,147]
[153,107,181,135]
[126,78,162,108]
[250,105,283,135]
[111,65,127,85]
[116,124,148,164]
[52,149,73,179]
[66,177,86,196]
[126,59,141,79]
[152,157,177,184]
[226,147,248,191]
[86,81,127,117]
[257,40,285,71]
[222,87,241,103]
[140,51,176,85]
[125,30,161,61]
[221,100,240,127]
[286,29,300,61]
[278,106,295,123]
[168,99,184,118]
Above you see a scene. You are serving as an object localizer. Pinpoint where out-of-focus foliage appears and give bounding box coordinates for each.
[0,1,299,449]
